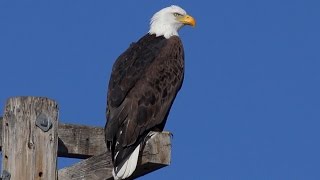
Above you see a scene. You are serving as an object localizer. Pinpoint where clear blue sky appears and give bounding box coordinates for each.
[1,0,320,179]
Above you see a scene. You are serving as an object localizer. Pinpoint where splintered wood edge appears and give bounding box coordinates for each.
[58,132,172,180]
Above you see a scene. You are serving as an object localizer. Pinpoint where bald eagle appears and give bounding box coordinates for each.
[105,5,195,180]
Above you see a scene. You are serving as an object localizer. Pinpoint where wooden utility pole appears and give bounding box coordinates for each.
[0,96,171,180]
[2,97,59,180]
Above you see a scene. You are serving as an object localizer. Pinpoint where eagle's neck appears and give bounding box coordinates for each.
[148,19,182,39]
[149,25,179,39]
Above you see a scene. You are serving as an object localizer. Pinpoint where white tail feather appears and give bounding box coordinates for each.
[113,144,141,180]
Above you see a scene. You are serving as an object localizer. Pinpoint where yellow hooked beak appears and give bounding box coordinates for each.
[178,14,196,27]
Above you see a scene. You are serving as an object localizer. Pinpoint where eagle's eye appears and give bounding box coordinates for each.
[173,13,183,17]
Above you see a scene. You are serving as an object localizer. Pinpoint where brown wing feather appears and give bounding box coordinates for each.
[124,38,184,145]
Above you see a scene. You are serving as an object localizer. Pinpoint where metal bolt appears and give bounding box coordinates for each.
[35,113,52,132]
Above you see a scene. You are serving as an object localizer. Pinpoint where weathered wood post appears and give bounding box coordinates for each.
[58,132,171,180]
[0,96,171,179]
[2,97,59,180]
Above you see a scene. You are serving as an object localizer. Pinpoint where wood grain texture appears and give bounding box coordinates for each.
[58,123,106,159]
[58,151,113,180]
[0,119,171,162]
[2,97,59,180]
[0,118,105,159]
[58,132,171,180]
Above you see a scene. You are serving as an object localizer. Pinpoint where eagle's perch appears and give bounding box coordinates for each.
[105,5,195,179]
[0,97,171,180]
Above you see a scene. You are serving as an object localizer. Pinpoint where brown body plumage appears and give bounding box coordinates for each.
[105,34,184,167]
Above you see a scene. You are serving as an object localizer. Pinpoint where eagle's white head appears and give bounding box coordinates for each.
[149,5,196,39]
